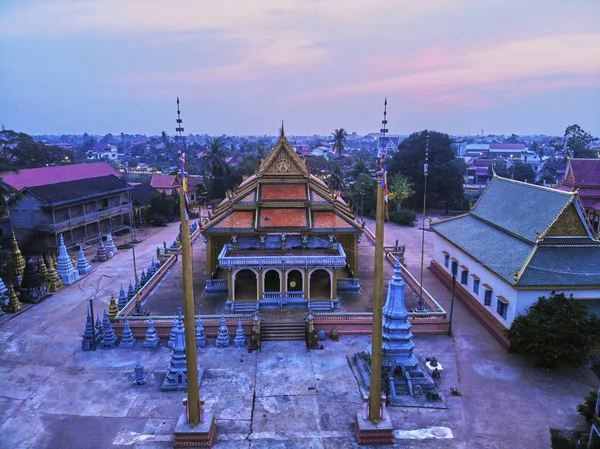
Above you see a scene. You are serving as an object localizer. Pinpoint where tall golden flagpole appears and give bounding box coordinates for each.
[369,158,385,421]
[177,101,200,426]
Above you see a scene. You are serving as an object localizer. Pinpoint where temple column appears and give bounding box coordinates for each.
[257,268,263,301]
[305,269,310,299]
[228,269,233,302]
[353,236,360,275]
[281,268,287,296]
[332,269,338,299]
[206,238,212,279]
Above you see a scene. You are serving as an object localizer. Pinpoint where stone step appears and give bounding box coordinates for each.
[231,302,258,313]
[261,322,306,341]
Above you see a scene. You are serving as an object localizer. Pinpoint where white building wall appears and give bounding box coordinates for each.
[516,289,600,318]
[433,234,518,327]
[433,233,600,328]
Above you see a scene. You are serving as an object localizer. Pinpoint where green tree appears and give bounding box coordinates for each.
[0,130,73,169]
[506,292,600,368]
[388,174,415,212]
[512,163,536,182]
[350,157,370,179]
[331,128,347,157]
[205,137,230,178]
[564,124,598,158]
[326,163,345,192]
[577,388,598,425]
[387,130,464,209]
[350,173,377,217]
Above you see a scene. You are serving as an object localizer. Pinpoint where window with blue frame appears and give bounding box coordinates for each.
[496,297,508,319]
[473,279,480,295]
[451,260,458,276]
[461,269,468,285]
[444,253,449,268]
[484,289,492,306]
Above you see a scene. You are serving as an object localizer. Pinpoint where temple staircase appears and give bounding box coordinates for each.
[230,301,259,313]
[261,321,305,341]
[307,300,335,311]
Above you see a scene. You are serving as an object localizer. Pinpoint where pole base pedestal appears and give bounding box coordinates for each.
[354,412,394,445]
[174,411,216,448]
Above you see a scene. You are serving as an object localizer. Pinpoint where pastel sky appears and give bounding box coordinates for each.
[1,0,599,137]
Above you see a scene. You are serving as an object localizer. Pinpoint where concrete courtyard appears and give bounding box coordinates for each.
[0,218,596,448]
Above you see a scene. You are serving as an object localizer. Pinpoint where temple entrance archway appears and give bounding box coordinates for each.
[263,269,281,293]
[287,269,303,292]
[233,268,258,301]
[309,268,332,300]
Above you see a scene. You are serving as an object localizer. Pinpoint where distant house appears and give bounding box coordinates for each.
[150,173,200,202]
[430,176,600,347]
[87,143,118,161]
[465,158,493,185]
[488,143,525,159]
[292,143,311,153]
[131,183,158,225]
[1,162,131,252]
[224,157,240,168]
[556,158,600,234]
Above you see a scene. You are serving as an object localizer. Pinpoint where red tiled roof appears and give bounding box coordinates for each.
[566,159,600,186]
[213,211,254,230]
[151,174,177,189]
[1,162,120,191]
[258,208,308,228]
[312,211,354,230]
[261,184,307,201]
[237,190,256,203]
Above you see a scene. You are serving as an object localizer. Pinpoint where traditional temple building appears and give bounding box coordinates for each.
[430,176,600,347]
[556,158,600,234]
[201,130,363,312]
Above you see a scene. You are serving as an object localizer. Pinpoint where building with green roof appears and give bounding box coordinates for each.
[430,176,600,347]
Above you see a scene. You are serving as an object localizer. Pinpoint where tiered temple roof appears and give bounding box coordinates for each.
[203,133,362,235]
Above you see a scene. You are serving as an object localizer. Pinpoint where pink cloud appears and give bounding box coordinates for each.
[285,33,600,111]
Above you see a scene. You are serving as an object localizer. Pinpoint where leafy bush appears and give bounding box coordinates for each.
[150,214,167,227]
[506,292,600,368]
[577,388,598,424]
[389,210,416,226]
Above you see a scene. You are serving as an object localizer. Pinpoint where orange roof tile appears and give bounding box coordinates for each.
[261,184,307,201]
[213,211,254,230]
[258,208,308,228]
[312,211,354,230]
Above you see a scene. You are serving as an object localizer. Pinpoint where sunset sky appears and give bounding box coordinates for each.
[1,0,599,136]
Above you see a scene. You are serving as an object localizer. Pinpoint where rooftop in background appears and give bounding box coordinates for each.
[1,162,120,190]
[24,175,130,206]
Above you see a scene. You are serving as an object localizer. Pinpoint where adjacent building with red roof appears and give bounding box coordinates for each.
[556,158,600,233]
[201,132,363,312]
[1,162,131,252]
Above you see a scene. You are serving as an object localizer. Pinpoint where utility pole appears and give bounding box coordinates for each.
[447,271,456,336]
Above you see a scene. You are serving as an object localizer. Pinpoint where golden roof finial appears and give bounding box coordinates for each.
[11,230,25,277]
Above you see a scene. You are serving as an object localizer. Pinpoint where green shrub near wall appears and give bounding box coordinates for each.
[389,210,416,226]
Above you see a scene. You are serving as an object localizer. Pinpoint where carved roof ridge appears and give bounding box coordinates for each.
[257,134,308,176]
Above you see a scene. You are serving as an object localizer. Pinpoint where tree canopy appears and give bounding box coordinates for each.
[564,124,598,158]
[506,292,600,368]
[388,174,415,212]
[387,130,464,207]
[0,130,74,169]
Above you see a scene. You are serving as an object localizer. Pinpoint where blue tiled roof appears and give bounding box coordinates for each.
[471,177,573,243]
[431,215,534,283]
[518,246,600,287]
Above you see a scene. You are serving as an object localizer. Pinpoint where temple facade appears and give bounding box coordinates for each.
[201,132,363,312]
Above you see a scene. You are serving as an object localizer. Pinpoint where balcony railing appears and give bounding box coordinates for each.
[46,204,132,232]
[218,243,347,268]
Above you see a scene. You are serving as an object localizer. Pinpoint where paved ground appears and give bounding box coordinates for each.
[0,218,596,449]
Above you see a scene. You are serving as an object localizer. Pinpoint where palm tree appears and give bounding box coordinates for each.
[327,163,345,192]
[204,137,230,178]
[331,128,347,157]
[160,131,171,151]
